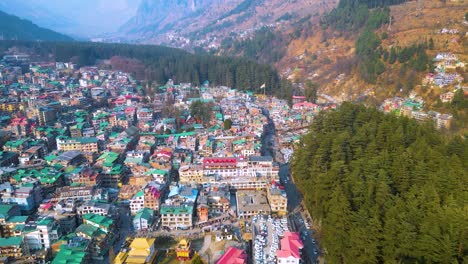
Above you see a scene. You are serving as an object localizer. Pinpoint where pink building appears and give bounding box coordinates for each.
[276,232,304,264]
[216,247,247,264]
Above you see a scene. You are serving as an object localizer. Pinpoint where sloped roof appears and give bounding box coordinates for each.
[276,232,304,259]
[216,247,247,264]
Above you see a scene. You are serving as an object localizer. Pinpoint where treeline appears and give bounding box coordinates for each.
[291,103,467,263]
[220,27,288,65]
[0,40,291,97]
[321,0,402,32]
[354,9,389,83]
[385,42,433,71]
[321,0,417,84]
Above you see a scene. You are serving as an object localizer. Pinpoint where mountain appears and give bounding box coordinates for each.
[0,0,78,36]
[0,10,73,41]
[276,0,467,102]
[0,0,140,38]
[118,0,336,47]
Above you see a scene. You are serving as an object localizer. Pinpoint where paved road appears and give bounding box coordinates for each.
[279,163,320,264]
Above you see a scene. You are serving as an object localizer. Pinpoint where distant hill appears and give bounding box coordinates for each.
[117,0,336,48]
[273,0,467,101]
[0,10,73,41]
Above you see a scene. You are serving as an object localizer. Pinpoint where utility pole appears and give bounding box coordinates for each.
[418,0,423,17]
[388,15,392,31]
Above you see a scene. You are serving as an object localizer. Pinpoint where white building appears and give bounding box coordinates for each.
[24,217,59,250]
[133,208,154,231]
[129,190,145,215]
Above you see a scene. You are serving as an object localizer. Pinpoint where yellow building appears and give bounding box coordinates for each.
[56,137,99,152]
[267,185,288,216]
[114,238,157,264]
[175,239,191,260]
[179,165,205,184]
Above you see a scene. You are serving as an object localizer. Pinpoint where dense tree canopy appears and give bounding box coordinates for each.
[190,101,213,125]
[292,103,467,263]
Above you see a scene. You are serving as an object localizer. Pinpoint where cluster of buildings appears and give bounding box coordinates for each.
[261,95,336,162]
[381,94,453,129]
[0,52,304,264]
[423,52,465,87]
[437,28,459,34]
[387,49,467,130]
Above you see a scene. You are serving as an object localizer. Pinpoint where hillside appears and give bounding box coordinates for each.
[117,0,337,48]
[292,103,467,263]
[278,0,467,102]
[0,10,72,41]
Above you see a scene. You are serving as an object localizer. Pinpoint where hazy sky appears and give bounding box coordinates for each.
[0,0,142,37]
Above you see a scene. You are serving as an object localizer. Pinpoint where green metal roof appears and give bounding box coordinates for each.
[7,216,28,223]
[160,205,193,215]
[75,224,99,237]
[155,131,196,139]
[38,217,54,226]
[83,214,113,229]
[135,208,154,221]
[0,236,23,247]
[146,169,168,176]
[0,204,16,218]
[134,190,144,198]
[52,238,88,264]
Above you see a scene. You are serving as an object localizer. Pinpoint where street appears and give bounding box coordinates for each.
[279,163,320,264]
[262,107,321,264]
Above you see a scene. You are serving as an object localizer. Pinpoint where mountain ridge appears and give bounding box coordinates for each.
[117,0,336,48]
[0,10,73,41]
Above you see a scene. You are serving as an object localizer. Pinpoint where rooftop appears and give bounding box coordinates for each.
[0,236,23,247]
[160,205,193,215]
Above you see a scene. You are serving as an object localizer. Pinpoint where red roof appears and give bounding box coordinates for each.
[277,232,304,259]
[125,107,136,114]
[11,117,28,126]
[292,101,318,109]
[216,247,247,264]
[203,157,237,165]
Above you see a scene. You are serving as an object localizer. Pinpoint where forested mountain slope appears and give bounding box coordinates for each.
[291,103,467,263]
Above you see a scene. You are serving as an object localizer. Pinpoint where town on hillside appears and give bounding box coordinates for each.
[0,51,335,264]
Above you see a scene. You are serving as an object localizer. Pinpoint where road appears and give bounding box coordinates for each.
[278,163,320,264]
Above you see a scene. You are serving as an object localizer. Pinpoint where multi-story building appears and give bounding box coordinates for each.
[77,201,116,218]
[236,190,271,219]
[276,232,303,264]
[0,236,28,258]
[267,184,288,216]
[57,186,95,201]
[82,213,114,233]
[129,190,144,215]
[23,217,59,250]
[1,184,42,215]
[70,167,102,186]
[160,205,193,230]
[133,208,154,231]
[56,137,99,152]
[203,157,237,178]
[216,247,247,264]
[179,165,205,184]
[144,185,162,212]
